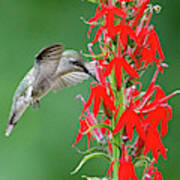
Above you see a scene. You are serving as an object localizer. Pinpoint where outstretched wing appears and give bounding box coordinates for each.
[52,61,95,91]
[33,44,64,89]
[52,71,89,91]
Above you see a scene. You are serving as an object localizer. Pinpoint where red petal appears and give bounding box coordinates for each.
[152,30,165,60]
[87,132,91,149]
[107,159,117,176]
[121,58,139,78]
[112,7,126,18]
[72,132,83,147]
[103,58,115,77]
[113,110,127,135]
[126,115,134,140]
[119,158,138,180]
[87,24,96,38]
[91,26,104,44]
[88,7,107,23]
[144,127,167,161]
[115,60,122,89]
[153,171,163,180]
[132,0,149,27]
[161,105,172,137]
[92,92,101,117]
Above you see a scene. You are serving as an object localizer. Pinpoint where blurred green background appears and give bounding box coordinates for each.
[0,0,179,179]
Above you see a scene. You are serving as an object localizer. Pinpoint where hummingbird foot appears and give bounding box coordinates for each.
[36,100,40,108]
[31,99,40,109]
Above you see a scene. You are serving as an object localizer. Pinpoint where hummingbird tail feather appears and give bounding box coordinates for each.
[6,112,18,136]
[5,124,15,137]
[6,101,30,136]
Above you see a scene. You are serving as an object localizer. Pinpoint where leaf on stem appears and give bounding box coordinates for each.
[71,152,111,175]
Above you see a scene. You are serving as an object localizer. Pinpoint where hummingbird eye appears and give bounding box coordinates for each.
[70,60,80,66]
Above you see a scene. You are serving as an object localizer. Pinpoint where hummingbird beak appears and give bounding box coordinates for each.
[71,60,99,82]
[86,70,99,82]
[81,65,99,82]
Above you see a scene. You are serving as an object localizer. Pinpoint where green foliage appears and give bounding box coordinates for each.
[71,152,111,175]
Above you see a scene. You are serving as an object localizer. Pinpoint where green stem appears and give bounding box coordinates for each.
[109,72,125,180]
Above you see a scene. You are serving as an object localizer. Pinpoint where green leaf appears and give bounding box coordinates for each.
[74,146,106,155]
[133,156,151,168]
[134,159,148,167]
[71,152,111,175]
[84,124,113,134]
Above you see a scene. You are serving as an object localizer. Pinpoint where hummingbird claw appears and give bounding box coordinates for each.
[36,100,40,109]
[31,99,40,109]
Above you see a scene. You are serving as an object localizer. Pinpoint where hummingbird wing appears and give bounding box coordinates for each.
[33,44,64,93]
[51,61,95,91]
[52,72,89,91]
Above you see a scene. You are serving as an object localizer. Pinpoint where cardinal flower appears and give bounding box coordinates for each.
[139,28,165,71]
[144,126,167,161]
[153,170,163,180]
[88,0,127,43]
[132,0,150,27]
[107,145,138,180]
[144,162,163,180]
[118,156,138,180]
[103,56,139,88]
[82,83,115,117]
[113,107,145,141]
[72,118,91,148]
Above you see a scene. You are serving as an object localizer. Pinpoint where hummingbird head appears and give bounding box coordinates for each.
[61,50,97,81]
[62,50,84,69]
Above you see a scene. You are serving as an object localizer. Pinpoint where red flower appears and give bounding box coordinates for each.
[103,56,139,88]
[139,28,165,71]
[132,0,150,27]
[113,108,145,141]
[107,146,138,180]
[144,126,167,161]
[118,156,138,180]
[74,0,178,179]
[115,22,139,49]
[143,105,172,138]
[72,118,91,149]
[144,163,163,180]
[153,170,163,180]
[88,1,127,43]
[82,84,115,117]
[122,70,178,160]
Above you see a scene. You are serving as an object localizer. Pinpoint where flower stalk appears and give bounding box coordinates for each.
[72,0,179,179]
[112,90,124,180]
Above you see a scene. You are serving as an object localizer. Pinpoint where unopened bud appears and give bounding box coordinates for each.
[153,5,162,14]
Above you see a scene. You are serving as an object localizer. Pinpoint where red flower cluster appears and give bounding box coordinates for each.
[107,145,138,180]
[72,0,178,179]
[143,161,163,180]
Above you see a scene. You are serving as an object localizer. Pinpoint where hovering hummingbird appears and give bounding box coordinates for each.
[6,44,96,136]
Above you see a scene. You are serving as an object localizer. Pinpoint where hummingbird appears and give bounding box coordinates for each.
[6,44,96,136]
